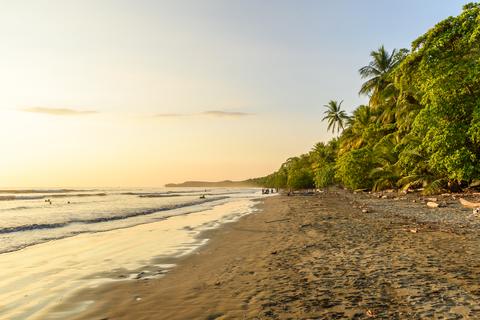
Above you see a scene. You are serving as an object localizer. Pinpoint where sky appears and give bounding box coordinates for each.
[0,0,467,188]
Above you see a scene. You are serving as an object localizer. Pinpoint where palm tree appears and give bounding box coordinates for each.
[339,105,373,153]
[359,46,407,107]
[394,91,422,134]
[369,133,401,191]
[322,100,349,135]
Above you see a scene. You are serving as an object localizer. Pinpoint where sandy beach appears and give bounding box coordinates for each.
[49,189,480,319]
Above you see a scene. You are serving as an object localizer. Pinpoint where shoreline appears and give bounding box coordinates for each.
[49,188,480,319]
[45,197,274,319]
[0,197,261,320]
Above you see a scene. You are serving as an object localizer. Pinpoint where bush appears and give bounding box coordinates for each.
[315,164,336,188]
[335,148,374,189]
[287,168,315,190]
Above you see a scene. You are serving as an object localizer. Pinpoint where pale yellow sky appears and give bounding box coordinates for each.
[0,0,460,188]
[0,107,325,188]
[0,1,337,188]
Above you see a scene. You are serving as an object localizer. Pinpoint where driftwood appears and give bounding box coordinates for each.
[265,218,290,224]
[459,198,480,208]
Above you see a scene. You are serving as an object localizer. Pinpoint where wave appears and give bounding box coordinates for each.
[138,194,182,198]
[0,206,30,211]
[49,192,107,198]
[0,189,90,194]
[121,190,208,196]
[125,189,252,198]
[0,196,229,234]
[0,192,108,201]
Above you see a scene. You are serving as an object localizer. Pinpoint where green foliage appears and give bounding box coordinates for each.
[255,3,480,194]
[359,46,407,107]
[335,148,374,190]
[272,169,288,189]
[315,164,336,188]
[311,140,338,188]
[322,100,349,134]
[287,168,315,190]
[397,3,480,183]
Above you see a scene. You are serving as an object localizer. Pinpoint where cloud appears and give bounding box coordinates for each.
[199,110,252,118]
[22,107,97,116]
[153,110,252,119]
[153,113,185,118]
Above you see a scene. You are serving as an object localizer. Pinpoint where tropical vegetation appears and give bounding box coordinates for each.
[252,3,480,194]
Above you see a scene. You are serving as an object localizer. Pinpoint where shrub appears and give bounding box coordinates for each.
[287,168,315,190]
[335,148,374,190]
[315,164,336,188]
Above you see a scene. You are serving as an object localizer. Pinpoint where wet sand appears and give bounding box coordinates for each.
[54,189,480,319]
[0,199,257,320]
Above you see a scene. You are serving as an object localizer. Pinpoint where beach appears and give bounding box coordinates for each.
[0,188,264,319]
[49,189,480,319]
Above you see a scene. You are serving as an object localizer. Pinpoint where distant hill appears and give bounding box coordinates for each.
[165,180,259,188]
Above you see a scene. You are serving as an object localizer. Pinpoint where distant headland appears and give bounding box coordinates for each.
[165,180,259,188]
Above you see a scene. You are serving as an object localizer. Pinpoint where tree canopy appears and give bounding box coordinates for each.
[254,3,480,194]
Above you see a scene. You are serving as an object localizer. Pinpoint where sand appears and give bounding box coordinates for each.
[50,189,480,319]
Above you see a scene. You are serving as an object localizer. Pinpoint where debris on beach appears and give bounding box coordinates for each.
[459,198,480,208]
[366,309,376,317]
[427,201,439,208]
[472,208,480,217]
[426,201,447,208]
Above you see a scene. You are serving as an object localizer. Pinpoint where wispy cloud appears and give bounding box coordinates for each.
[22,107,97,116]
[153,110,253,119]
[200,110,251,118]
[153,113,185,118]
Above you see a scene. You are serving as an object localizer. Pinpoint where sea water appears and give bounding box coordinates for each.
[0,187,261,254]
[0,187,266,319]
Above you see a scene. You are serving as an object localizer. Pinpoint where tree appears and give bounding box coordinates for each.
[335,147,375,190]
[282,155,315,190]
[322,100,349,135]
[397,2,480,186]
[339,105,373,152]
[369,133,401,191]
[359,46,407,107]
[310,140,338,188]
[256,3,480,194]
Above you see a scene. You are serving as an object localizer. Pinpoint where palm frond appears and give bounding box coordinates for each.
[423,179,447,195]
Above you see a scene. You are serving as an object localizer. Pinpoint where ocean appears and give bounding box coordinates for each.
[0,187,266,319]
